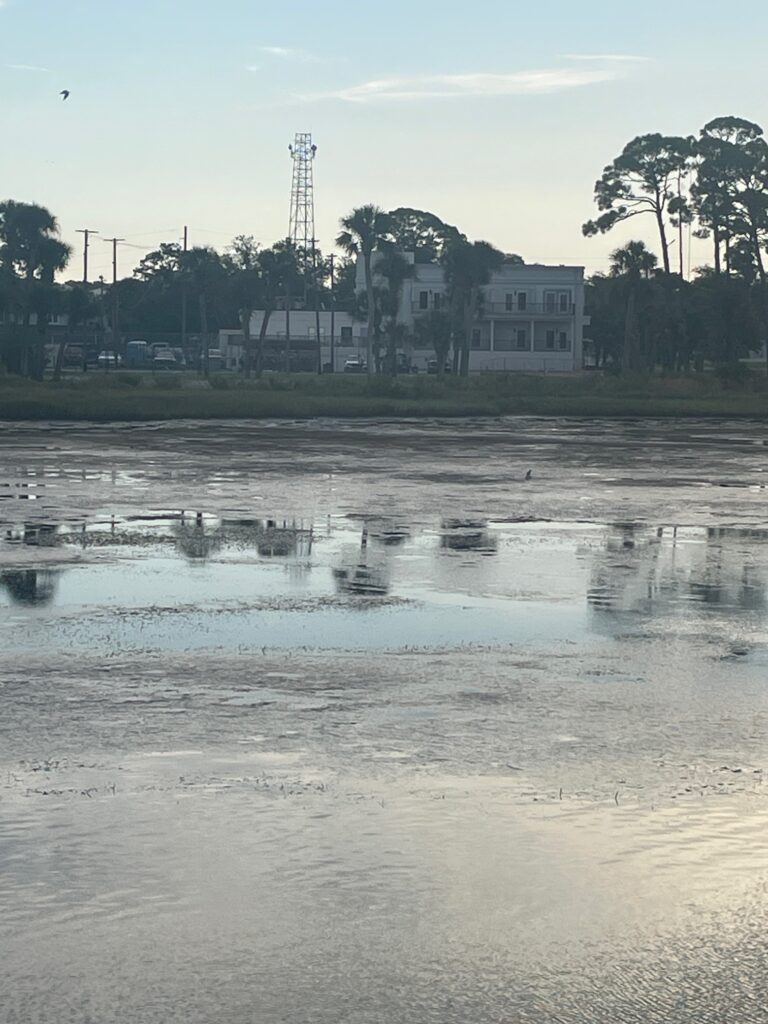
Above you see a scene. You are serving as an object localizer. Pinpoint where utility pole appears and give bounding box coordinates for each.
[103,237,124,359]
[104,236,124,285]
[312,237,322,375]
[77,228,98,283]
[181,225,188,357]
[329,253,336,373]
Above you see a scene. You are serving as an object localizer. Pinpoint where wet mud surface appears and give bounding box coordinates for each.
[1,417,768,1022]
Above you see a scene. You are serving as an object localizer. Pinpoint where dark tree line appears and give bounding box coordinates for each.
[583,116,768,372]
[5,118,765,383]
[1,200,514,378]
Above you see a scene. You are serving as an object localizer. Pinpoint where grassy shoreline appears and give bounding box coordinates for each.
[0,371,766,422]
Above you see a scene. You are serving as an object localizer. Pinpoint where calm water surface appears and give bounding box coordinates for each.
[1,417,768,1023]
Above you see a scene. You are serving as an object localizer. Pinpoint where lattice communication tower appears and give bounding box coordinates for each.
[288,133,317,252]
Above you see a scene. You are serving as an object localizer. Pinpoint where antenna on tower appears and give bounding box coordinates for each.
[288,132,317,252]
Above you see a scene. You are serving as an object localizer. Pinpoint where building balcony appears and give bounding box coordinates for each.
[484,302,576,317]
[410,301,576,317]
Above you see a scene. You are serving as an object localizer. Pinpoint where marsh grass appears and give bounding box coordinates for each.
[0,370,766,421]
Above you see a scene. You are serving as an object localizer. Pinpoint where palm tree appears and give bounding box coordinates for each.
[375,249,414,374]
[441,240,503,376]
[336,205,393,374]
[609,241,658,279]
[414,309,453,377]
[0,201,71,376]
[609,241,658,372]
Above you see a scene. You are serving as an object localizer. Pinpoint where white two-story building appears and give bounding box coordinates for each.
[219,254,587,373]
[377,255,587,372]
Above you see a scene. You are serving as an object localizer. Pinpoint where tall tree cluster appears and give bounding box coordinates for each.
[0,201,73,377]
[583,115,768,371]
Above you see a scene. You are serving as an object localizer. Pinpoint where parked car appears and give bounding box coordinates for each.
[97,350,119,368]
[344,356,367,374]
[427,359,452,375]
[153,349,178,370]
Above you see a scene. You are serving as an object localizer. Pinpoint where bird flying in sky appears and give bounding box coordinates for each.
[60,90,70,100]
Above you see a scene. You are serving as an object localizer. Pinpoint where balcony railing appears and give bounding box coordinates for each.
[484,302,576,316]
[411,301,576,316]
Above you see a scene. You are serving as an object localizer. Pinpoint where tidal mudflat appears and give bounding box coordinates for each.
[1,417,768,1023]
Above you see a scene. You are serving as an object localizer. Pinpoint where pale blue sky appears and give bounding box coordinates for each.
[1,0,767,280]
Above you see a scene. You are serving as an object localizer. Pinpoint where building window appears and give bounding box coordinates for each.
[505,293,514,311]
[419,291,429,310]
[558,331,569,350]
[516,329,528,350]
[546,330,555,350]
[559,292,571,313]
[340,326,352,342]
[434,293,442,310]
[517,292,527,311]
[544,292,556,313]
[471,328,482,348]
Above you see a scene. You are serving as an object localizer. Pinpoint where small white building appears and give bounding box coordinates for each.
[219,254,588,373]
[219,309,367,372]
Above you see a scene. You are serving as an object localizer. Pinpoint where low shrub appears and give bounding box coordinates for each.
[714,362,751,389]
[152,372,182,390]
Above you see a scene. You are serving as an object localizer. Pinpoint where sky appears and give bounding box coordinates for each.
[1,0,768,283]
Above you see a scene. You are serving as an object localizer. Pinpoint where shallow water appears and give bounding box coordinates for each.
[1,417,768,1022]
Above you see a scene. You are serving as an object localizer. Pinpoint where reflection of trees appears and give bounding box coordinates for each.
[588,525,768,617]
[169,516,312,562]
[440,519,498,553]
[171,521,224,561]
[0,569,57,606]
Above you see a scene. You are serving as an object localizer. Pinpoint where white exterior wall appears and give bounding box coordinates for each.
[358,253,587,372]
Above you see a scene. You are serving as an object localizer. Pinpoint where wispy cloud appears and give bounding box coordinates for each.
[6,63,52,72]
[563,54,652,62]
[255,45,316,62]
[303,67,623,104]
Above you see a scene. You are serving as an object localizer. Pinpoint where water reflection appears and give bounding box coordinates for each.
[440,518,498,553]
[2,514,768,637]
[1,514,315,564]
[3,523,59,547]
[171,517,224,561]
[588,524,768,617]
[0,569,57,606]
[333,526,390,596]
